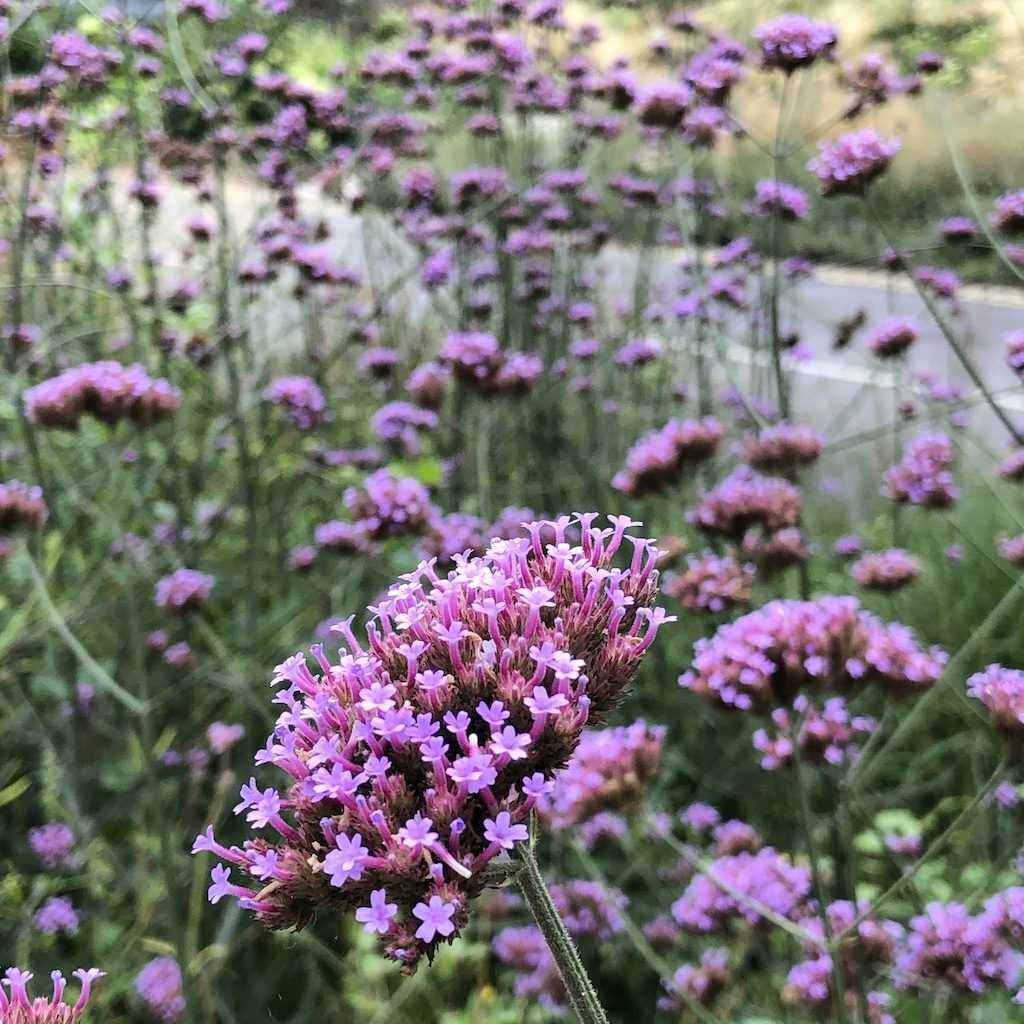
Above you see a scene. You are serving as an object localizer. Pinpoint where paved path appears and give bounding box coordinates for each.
[151,175,1024,457]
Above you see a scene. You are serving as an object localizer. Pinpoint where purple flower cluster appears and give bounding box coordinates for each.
[882,432,957,508]
[658,948,730,1012]
[263,376,328,429]
[680,596,946,712]
[1000,533,1024,567]
[371,401,439,455]
[0,480,48,532]
[671,847,812,931]
[688,469,803,539]
[752,695,876,770]
[24,362,181,430]
[991,190,1024,236]
[313,520,372,555]
[967,664,1024,756]
[894,894,1024,999]
[537,720,665,831]
[665,553,755,614]
[736,422,823,474]
[808,130,900,198]
[754,15,837,73]
[343,469,437,540]
[440,332,542,396]
[154,568,215,613]
[0,967,104,1023]
[420,507,540,569]
[851,548,921,592]
[866,315,921,359]
[33,897,80,936]
[134,958,186,1023]
[194,515,669,967]
[744,181,810,222]
[612,418,722,497]
[27,823,76,869]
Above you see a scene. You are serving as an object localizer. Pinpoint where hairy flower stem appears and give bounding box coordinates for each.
[516,834,610,1024]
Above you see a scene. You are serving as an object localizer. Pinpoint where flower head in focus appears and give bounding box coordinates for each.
[194,515,670,968]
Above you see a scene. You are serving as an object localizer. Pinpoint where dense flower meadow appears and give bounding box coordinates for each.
[3,0,1024,1021]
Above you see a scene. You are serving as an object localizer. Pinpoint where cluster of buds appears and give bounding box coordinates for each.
[680,596,946,713]
[0,480,48,533]
[864,315,921,360]
[24,362,180,430]
[612,418,722,497]
[194,515,670,968]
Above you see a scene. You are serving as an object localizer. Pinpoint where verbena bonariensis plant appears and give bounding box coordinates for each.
[4,0,1024,1020]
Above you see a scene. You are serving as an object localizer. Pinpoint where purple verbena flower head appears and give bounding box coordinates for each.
[666,553,754,614]
[991,190,1024,236]
[671,847,812,931]
[343,469,437,540]
[967,665,1024,758]
[633,81,692,128]
[754,15,837,73]
[27,823,75,869]
[808,130,900,198]
[882,432,957,508]
[24,362,181,430]
[851,549,920,592]
[745,181,810,222]
[688,469,802,539]
[537,720,665,829]
[659,948,730,1012]
[1005,330,1024,381]
[372,402,439,456]
[135,958,185,1023]
[753,695,876,770]
[33,897,80,936]
[680,595,946,712]
[736,422,823,473]
[193,515,669,968]
[612,418,722,497]
[866,315,920,359]
[263,376,328,430]
[155,568,215,614]
[0,480,48,533]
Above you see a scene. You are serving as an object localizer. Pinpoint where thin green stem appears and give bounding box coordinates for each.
[830,761,1006,949]
[516,831,609,1024]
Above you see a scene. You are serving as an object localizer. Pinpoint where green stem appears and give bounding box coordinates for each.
[515,834,609,1024]
[831,761,1006,949]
